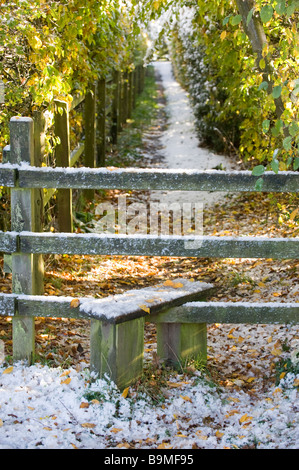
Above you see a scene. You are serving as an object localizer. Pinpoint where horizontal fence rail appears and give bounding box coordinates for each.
[0,295,297,325]
[1,165,299,192]
[0,232,298,259]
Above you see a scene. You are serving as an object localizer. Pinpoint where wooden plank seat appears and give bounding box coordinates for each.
[0,279,214,390]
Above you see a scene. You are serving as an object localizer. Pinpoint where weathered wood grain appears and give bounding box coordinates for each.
[16,167,299,192]
[150,302,299,325]
[0,231,18,253]
[18,232,299,259]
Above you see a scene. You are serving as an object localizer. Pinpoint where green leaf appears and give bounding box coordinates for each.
[294,157,299,171]
[289,121,299,137]
[231,14,242,25]
[260,5,274,23]
[272,85,282,99]
[259,81,268,91]
[223,16,231,25]
[262,119,270,133]
[275,0,286,15]
[259,58,266,70]
[283,136,293,151]
[254,177,264,191]
[246,8,254,25]
[271,159,279,174]
[252,165,265,176]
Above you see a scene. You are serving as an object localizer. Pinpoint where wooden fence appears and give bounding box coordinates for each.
[0,117,298,388]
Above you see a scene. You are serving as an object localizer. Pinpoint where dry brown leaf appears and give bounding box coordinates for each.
[110,427,122,433]
[81,422,96,428]
[80,402,89,409]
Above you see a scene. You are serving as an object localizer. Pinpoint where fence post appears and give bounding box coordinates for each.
[97,79,106,167]
[9,117,36,363]
[84,82,97,200]
[111,70,120,145]
[54,100,73,232]
[122,71,128,126]
[33,110,45,294]
[128,71,133,119]
[118,72,123,133]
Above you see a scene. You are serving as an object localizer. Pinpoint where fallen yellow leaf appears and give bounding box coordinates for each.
[180,395,192,402]
[157,443,172,449]
[91,399,100,405]
[80,402,89,409]
[271,348,283,356]
[121,387,129,399]
[216,430,224,438]
[81,422,96,428]
[2,366,13,374]
[110,427,122,433]
[239,413,253,424]
[60,370,71,377]
[139,304,150,314]
[70,298,80,308]
[0,419,3,427]
[61,377,71,385]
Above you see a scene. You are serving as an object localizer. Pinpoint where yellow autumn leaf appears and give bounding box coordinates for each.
[164,280,175,287]
[220,30,227,41]
[2,366,13,374]
[70,298,80,308]
[280,372,286,380]
[216,430,224,438]
[180,395,192,402]
[43,427,52,431]
[0,419,3,427]
[289,208,299,221]
[225,410,239,418]
[81,422,96,428]
[80,402,89,409]
[157,443,172,449]
[271,348,283,356]
[61,377,71,385]
[91,399,100,405]
[27,406,35,410]
[139,304,150,314]
[60,370,71,377]
[121,387,129,399]
[239,413,253,424]
[117,442,131,448]
[247,377,256,383]
[110,427,122,433]
[293,378,299,387]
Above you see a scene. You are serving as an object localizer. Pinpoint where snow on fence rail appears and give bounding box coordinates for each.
[0,117,298,389]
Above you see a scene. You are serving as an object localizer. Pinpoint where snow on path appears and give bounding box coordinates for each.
[150,61,239,207]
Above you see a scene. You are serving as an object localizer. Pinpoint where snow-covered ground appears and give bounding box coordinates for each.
[0,61,298,451]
